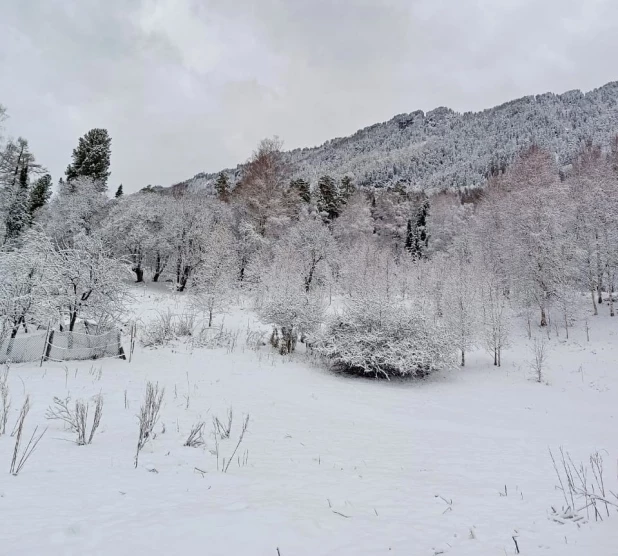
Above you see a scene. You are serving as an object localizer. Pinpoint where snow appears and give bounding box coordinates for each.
[0,285,616,555]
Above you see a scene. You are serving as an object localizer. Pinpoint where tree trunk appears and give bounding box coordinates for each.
[208,310,213,328]
[540,306,547,327]
[177,266,191,292]
[461,350,465,367]
[591,288,598,316]
[133,265,144,283]
[69,311,78,332]
[596,233,603,303]
[493,348,497,366]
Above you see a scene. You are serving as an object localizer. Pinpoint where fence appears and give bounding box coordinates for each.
[0,328,126,365]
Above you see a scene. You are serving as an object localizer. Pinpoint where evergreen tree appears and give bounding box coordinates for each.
[115,184,124,198]
[340,175,355,202]
[404,219,414,252]
[65,128,111,192]
[214,172,230,201]
[28,173,52,221]
[410,199,430,259]
[290,178,311,203]
[317,175,340,222]
[4,164,30,243]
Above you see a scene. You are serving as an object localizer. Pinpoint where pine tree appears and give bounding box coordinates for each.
[290,178,311,203]
[4,164,30,243]
[115,184,124,198]
[404,219,413,252]
[410,199,429,259]
[215,172,230,201]
[65,128,112,192]
[317,175,340,222]
[28,173,52,221]
[340,176,355,202]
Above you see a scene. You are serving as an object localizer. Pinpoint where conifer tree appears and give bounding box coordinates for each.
[340,175,355,202]
[410,199,429,259]
[290,178,311,203]
[317,175,340,222]
[4,164,30,243]
[28,173,52,221]
[215,172,230,201]
[115,184,123,198]
[65,128,111,192]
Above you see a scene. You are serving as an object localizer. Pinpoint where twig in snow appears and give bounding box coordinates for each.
[332,510,350,518]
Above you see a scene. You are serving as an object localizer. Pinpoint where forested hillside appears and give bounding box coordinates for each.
[181,81,618,193]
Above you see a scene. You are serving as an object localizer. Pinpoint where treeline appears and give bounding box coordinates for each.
[1,105,618,377]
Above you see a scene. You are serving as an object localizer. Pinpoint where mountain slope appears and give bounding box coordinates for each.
[180,81,618,193]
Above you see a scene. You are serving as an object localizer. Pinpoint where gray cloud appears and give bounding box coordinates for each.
[1,0,616,191]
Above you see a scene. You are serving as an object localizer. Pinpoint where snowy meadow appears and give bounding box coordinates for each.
[0,285,616,555]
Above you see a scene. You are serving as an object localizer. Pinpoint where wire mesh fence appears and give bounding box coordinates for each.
[0,328,126,365]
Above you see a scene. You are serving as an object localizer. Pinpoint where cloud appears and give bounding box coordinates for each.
[0,0,616,191]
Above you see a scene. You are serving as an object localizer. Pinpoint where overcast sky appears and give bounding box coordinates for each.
[1,0,616,192]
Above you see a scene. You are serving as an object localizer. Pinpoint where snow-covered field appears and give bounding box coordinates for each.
[0,284,616,556]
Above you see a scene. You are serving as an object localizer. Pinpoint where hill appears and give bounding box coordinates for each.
[179,81,618,193]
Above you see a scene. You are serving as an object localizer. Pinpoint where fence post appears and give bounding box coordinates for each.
[44,329,55,362]
[39,324,51,367]
[129,322,136,363]
[117,330,126,360]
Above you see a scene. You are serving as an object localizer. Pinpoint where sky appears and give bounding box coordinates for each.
[1,0,617,193]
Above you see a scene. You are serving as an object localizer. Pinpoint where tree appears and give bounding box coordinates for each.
[503,147,572,326]
[443,236,480,367]
[316,175,340,222]
[290,178,311,203]
[115,184,123,198]
[101,192,173,283]
[3,163,30,243]
[257,261,325,355]
[232,137,293,237]
[277,216,336,292]
[333,191,374,247]
[340,175,355,202]
[48,234,131,331]
[42,177,107,243]
[188,223,236,327]
[65,128,112,192]
[408,198,429,259]
[28,174,53,222]
[214,172,230,202]
[0,232,56,348]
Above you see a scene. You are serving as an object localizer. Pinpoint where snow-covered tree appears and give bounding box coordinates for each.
[101,192,172,283]
[42,177,108,243]
[443,234,480,367]
[188,223,237,327]
[48,234,131,331]
[65,128,112,192]
[257,233,326,354]
[0,231,55,344]
[232,137,295,237]
[333,191,374,247]
[278,216,336,292]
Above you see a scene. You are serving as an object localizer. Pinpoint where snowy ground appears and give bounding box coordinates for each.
[0,285,616,555]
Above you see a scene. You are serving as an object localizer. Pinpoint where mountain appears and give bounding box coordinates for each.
[178,81,618,194]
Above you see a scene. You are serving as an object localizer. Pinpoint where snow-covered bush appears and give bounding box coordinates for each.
[313,300,455,379]
[258,282,325,354]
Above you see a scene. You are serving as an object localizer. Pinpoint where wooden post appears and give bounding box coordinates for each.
[44,329,55,363]
[39,326,51,367]
[117,330,126,361]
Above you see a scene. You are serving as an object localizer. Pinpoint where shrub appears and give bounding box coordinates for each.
[313,302,455,379]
